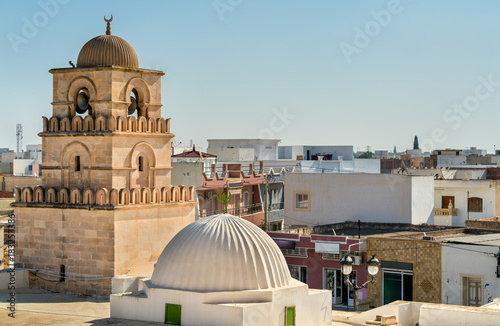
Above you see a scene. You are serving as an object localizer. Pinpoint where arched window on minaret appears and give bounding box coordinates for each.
[128,88,148,118]
[135,154,149,188]
[75,88,92,117]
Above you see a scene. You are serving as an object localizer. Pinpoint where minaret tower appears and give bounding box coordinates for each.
[12,17,196,295]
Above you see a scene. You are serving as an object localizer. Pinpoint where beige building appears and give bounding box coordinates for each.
[11,18,196,295]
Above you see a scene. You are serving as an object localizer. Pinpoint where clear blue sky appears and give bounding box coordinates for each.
[1,0,500,153]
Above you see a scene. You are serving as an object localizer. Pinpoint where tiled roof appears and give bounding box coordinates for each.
[172,147,217,159]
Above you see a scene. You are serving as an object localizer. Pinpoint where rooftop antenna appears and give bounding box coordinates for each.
[16,123,23,153]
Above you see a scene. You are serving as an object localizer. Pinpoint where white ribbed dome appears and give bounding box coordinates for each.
[151,214,291,292]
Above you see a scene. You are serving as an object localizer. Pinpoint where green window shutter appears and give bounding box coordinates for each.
[285,306,295,326]
[165,303,181,325]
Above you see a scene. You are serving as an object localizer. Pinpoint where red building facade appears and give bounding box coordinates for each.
[268,232,368,308]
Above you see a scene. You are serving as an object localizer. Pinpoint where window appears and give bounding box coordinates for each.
[75,156,81,172]
[165,303,181,325]
[296,193,309,209]
[441,196,455,209]
[382,269,413,305]
[282,248,307,257]
[60,265,66,282]
[468,197,483,212]
[289,265,307,283]
[138,156,144,172]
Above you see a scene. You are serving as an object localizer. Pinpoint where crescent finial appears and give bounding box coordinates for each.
[104,15,113,35]
[104,15,113,23]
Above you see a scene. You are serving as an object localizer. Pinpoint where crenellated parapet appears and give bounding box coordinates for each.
[41,115,171,134]
[13,185,195,207]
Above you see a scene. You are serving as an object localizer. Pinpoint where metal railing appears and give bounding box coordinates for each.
[199,203,263,218]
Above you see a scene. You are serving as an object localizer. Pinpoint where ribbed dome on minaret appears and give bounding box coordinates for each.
[76,16,139,68]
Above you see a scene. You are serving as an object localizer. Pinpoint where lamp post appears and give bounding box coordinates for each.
[340,254,380,312]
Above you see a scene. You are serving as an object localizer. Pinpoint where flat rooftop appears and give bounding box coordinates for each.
[0,288,354,325]
[0,288,163,325]
[283,221,500,241]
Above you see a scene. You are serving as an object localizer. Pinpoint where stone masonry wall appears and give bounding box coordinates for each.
[15,206,114,296]
[367,237,442,307]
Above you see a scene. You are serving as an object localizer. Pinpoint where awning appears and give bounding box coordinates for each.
[274,239,295,250]
[315,242,340,254]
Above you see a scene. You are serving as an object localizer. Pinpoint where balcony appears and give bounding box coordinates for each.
[434,203,457,226]
[434,207,458,216]
[199,203,263,218]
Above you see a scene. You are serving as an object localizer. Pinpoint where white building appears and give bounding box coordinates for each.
[284,173,434,227]
[437,155,467,167]
[434,180,499,227]
[463,147,487,156]
[442,234,500,306]
[25,144,42,160]
[299,158,380,174]
[111,214,331,325]
[13,158,41,176]
[278,145,353,161]
[208,139,280,161]
[406,148,424,158]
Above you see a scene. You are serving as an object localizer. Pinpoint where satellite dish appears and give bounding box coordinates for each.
[128,96,138,115]
[76,91,89,114]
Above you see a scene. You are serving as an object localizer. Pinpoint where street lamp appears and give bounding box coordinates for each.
[340,254,380,311]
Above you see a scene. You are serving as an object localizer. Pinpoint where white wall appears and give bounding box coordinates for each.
[437,155,467,167]
[208,139,279,161]
[298,159,380,174]
[111,279,331,326]
[345,301,500,326]
[25,144,42,160]
[434,180,496,226]
[441,241,499,306]
[353,159,381,174]
[207,148,254,162]
[411,176,435,224]
[284,173,434,227]
[13,159,39,176]
[171,162,204,188]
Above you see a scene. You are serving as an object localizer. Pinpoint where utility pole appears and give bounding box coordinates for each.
[264,172,269,232]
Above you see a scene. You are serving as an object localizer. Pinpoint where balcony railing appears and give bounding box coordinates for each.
[199,202,283,218]
[200,203,263,218]
[434,207,458,216]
